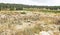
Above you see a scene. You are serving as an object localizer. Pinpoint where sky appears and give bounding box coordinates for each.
[0,0,60,6]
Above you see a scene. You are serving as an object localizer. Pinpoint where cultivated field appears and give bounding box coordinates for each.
[0,10,60,35]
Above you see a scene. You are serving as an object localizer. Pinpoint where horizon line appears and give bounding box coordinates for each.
[0,2,60,6]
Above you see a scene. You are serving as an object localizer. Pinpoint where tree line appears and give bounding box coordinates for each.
[0,3,60,10]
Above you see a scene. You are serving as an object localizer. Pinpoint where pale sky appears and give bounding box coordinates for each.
[0,0,60,6]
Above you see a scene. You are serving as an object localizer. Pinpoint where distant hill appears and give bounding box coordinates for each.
[0,3,60,10]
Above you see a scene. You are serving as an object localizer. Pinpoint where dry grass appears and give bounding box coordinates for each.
[0,11,60,35]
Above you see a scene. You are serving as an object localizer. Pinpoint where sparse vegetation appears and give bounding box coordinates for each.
[0,10,60,35]
[0,3,60,35]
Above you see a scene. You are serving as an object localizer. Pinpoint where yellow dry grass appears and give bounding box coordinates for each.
[0,10,60,35]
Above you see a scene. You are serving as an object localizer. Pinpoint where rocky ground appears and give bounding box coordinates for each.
[0,11,60,35]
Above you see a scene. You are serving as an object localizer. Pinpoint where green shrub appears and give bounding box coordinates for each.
[20,12,26,14]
